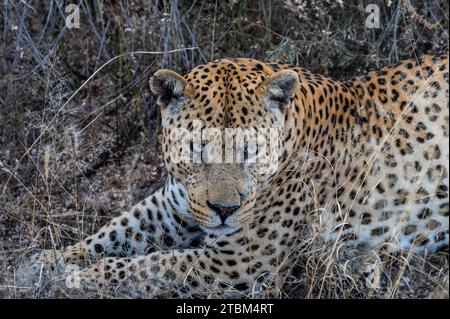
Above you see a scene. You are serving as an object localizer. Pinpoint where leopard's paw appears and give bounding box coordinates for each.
[17,250,67,289]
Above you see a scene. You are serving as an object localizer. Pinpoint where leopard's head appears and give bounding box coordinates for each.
[150,59,298,233]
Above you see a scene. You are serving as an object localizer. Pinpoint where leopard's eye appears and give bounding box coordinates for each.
[247,143,258,155]
[244,143,259,163]
[193,141,202,154]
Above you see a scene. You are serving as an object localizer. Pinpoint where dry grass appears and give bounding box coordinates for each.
[0,0,448,299]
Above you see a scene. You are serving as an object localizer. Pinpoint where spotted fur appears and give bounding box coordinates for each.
[30,54,449,296]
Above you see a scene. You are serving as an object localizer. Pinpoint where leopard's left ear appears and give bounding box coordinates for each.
[150,69,187,108]
[262,69,299,110]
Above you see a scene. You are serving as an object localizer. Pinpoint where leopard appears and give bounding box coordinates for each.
[27,53,449,297]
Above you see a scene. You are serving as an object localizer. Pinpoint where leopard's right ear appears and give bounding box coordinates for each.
[150,70,187,108]
[262,69,299,110]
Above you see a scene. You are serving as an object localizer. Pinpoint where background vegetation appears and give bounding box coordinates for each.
[0,0,448,298]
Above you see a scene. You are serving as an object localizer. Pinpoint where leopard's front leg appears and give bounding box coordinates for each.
[66,247,268,297]
[29,177,202,273]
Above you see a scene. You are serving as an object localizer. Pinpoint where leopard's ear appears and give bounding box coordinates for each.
[262,69,299,110]
[150,70,187,108]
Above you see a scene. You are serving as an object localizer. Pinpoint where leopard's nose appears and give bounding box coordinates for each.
[207,201,240,223]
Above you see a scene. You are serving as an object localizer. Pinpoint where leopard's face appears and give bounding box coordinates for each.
[150,60,299,232]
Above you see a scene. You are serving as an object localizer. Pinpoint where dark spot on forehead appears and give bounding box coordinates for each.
[183,59,272,127]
